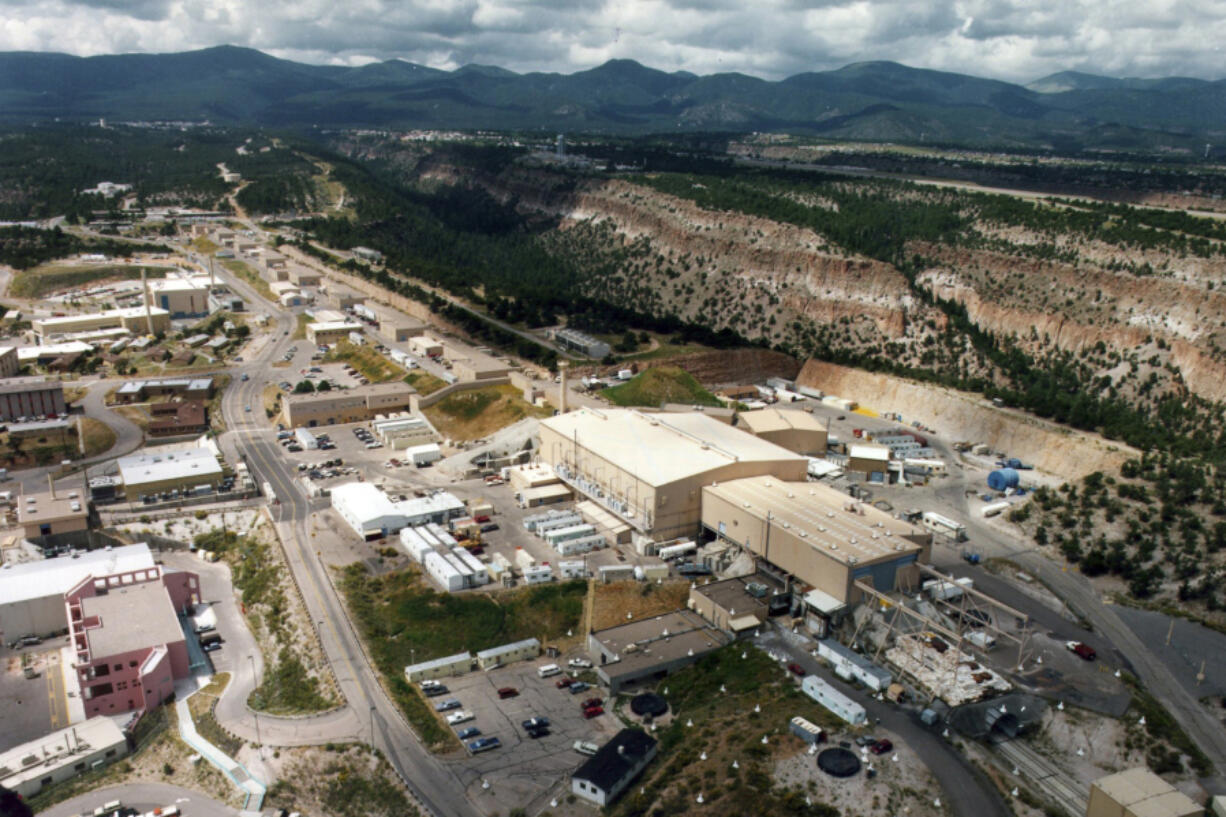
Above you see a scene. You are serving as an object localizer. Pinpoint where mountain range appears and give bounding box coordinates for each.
[2,45,1225,150]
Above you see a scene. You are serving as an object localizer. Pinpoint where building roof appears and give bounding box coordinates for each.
[737,407,826,435]
[117,446,222,488]
[331,482,402,525]
[0,376,63,395]
[542,408,806,487]
[692,576,772,618]
[592,609,729,681]
[80,578,184,657]
[114,376,213,395]
[0,716,127,791]
[573,728,657,791]
[476,638,540,661]
[34,306,169,328]
[309,321,363,333]
[0,544,153,605]
[703,477,927,565]
[405,651,472,674]
[1092,768,1203,816]
[16,342,94,361]
[148,278,207,293]
[848,444,890,462]
[16,490,88,527]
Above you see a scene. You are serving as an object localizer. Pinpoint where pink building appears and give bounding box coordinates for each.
[66,564,200,718]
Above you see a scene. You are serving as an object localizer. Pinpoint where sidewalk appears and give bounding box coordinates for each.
[175,695,266,811]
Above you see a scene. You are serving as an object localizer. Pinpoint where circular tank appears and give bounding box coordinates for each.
[987,468,1021,492]
[817,747,862,777]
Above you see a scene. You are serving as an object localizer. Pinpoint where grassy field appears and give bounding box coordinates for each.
[601,365,721,408]
[113,404,151,430]
[81,417,118,456]
[591,580,692,631]
[404,370,446,395]
[423,383,552,441]
[324,341,405,383]
[611,646,851,817]
[339,564,586,751]
[10,263,172,298]
[192,237,219,254]
[263,744,419,817]
[221,258,275,302]
[293,312,311,340]
[0,416,115,468]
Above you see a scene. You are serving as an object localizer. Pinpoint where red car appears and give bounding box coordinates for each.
[556,677,574,688]
[474,514,491,523]
[787,662,806,677]
[1067,641,1096,661]
[497,687,519,699]
[582,697,603,709]
[583,706,604,719]
[869,739,893,755]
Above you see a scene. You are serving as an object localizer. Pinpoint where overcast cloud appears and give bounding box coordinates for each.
[0,0,1223,82]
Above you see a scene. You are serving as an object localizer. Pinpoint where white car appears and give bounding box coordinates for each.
[446,710,474,726]
[567,658,593,669]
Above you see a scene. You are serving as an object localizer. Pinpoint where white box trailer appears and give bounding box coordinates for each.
[523,564,554,585]
[543,523,596,546]
[556,533,605,556]
[816,640,892,692]
[294,427,318,449]
[406,443,442,466]
[921,511,967,542]
[524,509,581,532]
[559,560,587,578]
[514,548,536,570]
[452,547,488,586]
[533,513,584,535]
[399,527,434,562]
[801,675,866,725]
[427,523,458,547]
[424,550,466,592]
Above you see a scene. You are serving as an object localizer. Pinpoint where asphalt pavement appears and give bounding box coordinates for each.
[39,783,237,817]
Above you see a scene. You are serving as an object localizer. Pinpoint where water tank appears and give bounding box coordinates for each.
[1005,457,1023,469]
[987,468,1020,492]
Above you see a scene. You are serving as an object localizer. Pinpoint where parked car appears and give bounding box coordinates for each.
[446,710,474,726]
[526,726,549,739]
[497,687,519,699]
[567,658,593,669]
[582,697,603,709]
[787,662,806,677]
[521,717,550,730]
[573,740,599,756]
[202,642,222,652]
[568,682,590,695]
[1067,641,1096,660]
[479,523,499,533]
[854,735,878,747]
[870,739,893,755]
[468,737,500,754]
[434,699,461,712]
[583,706,604,719]
[555,678,574,689]
[456,727,481,739]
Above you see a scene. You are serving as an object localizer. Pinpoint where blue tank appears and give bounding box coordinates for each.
[1005,457,1024,469]
[987,468,1020,492]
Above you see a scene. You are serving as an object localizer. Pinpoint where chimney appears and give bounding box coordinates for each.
[141,268,154,335]
[48,473,55,498]
[558,360,569,415]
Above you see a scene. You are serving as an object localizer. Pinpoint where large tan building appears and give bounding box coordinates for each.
[33,306,170,341]
[736,407,828,455]
[307,320,364,346]
[1088,768,1203,817]
[701,476,931,605]
[538,408,808,540]
[17,490,89,538]
[446,344,510,382]
[148,278,209,318]
[0,345,19,377]
[282,381,416,428]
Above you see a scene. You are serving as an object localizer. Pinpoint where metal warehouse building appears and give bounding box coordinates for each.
[701,476,931,606]
[736,407,828,455]
[538,408,808,541]
[117,446,224,498]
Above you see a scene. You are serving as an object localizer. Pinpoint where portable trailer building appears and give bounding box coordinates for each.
[295,427,318,450]
[424,550,466,592]
[427,523,457,547]
[399,527,434,562]
[556,533,606,556]
[535,514,585,535]
[475,637,540,670]
[816,640,892,692]
[443,551,475,587]
[523,564,554,584]
[404,651,472,683]
[514,548,536,570]
[801,675,867,725]
[921,511,967,542]
[406,443,442,466]
[453,547,488,585]
[599,564,636,582]
[789,716,826,745]
[559,560,587,578]
[524,509,582,532]
[544,523,597,546]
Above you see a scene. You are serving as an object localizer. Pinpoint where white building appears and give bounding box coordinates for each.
[116,446,224,498]
[801,674,867,725]
[816,640,892,691]
[331,482,465,540]
[403,651,472,683]
[475,637,540,670]
[0,716,128,798]
[0,544,154,637]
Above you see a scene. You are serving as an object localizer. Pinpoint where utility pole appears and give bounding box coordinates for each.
[247,654,262,755]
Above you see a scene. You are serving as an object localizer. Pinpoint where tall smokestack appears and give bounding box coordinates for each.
[558,360,569,415]
[141,268,154,335]
[47,472,55,499]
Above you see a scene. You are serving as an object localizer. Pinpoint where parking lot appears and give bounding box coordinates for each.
[0,642,61,752]
[425,658,621,807]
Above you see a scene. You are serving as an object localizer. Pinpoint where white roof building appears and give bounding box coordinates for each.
[331,483,465,540]
[0,544,154,637]
[0,716,128,798]
[117,447,223,492]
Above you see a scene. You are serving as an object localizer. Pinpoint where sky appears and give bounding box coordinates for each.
[0,0,1223,82]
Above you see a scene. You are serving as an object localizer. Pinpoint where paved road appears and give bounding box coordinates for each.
[39,782,237,817]
[756,627,1011,817]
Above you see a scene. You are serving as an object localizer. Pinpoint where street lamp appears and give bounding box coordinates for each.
[369,704,377,748]
[247,654,262,755]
